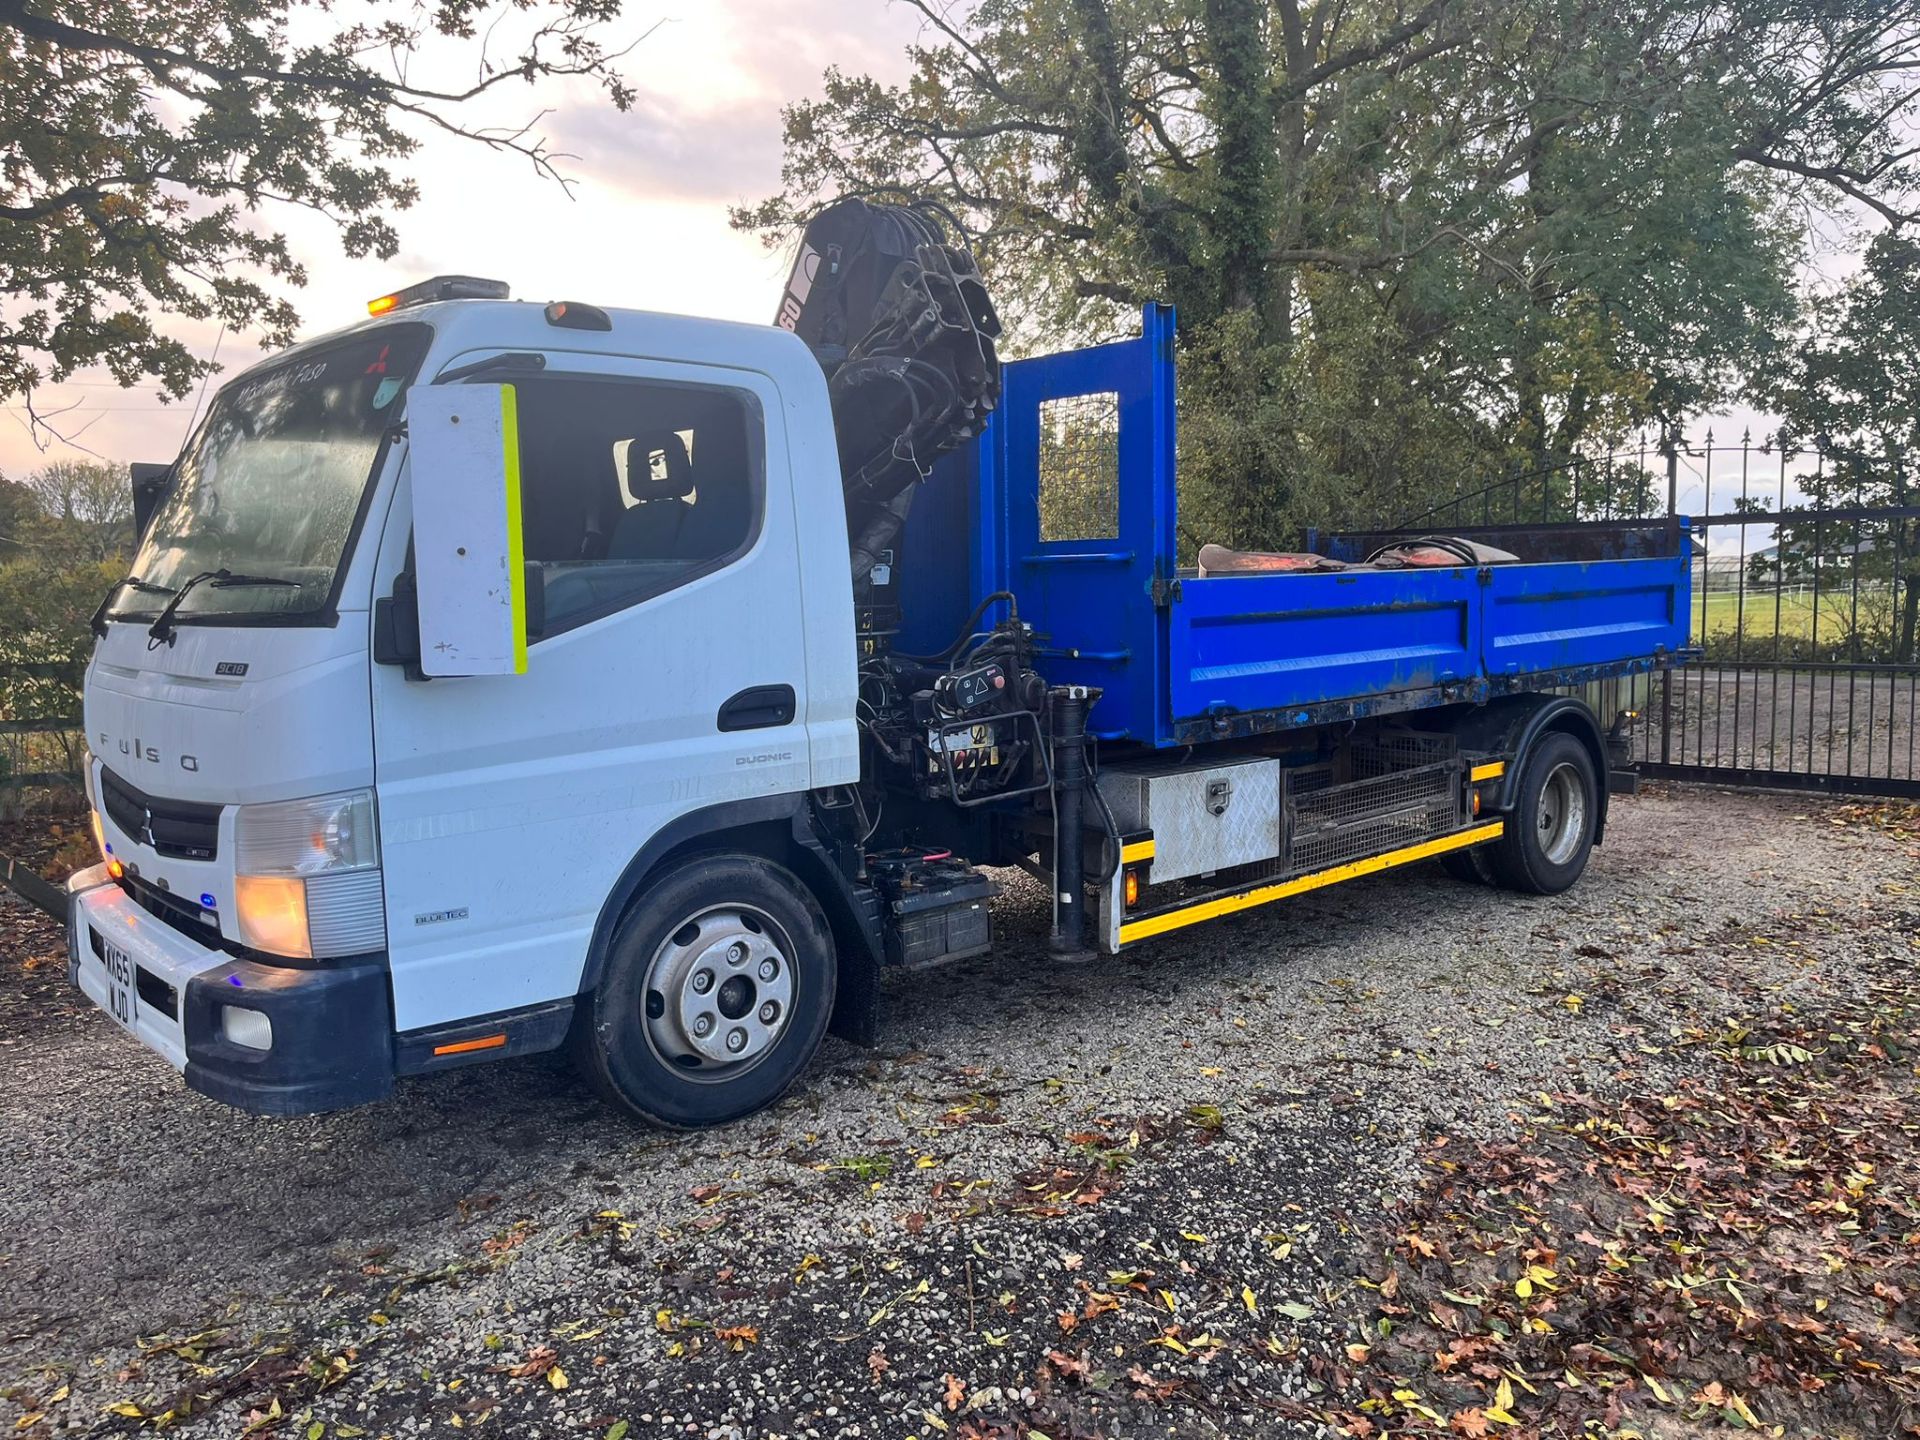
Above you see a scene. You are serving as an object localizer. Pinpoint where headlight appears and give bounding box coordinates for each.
[235,790,378,876]
[233,790,385,959]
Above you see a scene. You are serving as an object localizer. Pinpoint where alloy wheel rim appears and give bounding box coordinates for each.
[1536,761,1588,867]
[642,904,795,1082]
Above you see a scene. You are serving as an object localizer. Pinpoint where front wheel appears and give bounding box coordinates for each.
[576,854,836,1128]
[1489,732,1598,895]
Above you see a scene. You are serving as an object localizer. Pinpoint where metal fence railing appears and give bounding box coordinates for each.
[1399,436,1920,799]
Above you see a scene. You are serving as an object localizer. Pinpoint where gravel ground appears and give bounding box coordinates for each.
[0,784,1912,1439]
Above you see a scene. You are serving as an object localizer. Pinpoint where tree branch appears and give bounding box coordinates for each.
[1733,144,1920,228]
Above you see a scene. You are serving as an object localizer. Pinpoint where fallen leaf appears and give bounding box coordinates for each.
[509,1345,558,1379]
[1045,1349,1088,1379]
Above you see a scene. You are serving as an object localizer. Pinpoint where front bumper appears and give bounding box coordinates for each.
[67,863,396,1116]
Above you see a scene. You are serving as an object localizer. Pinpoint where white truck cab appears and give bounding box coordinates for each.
[70,285,864,1120]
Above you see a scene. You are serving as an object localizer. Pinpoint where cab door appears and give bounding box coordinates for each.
[370,353,812,1033]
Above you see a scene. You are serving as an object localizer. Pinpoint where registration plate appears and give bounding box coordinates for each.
[98,940,138,1034]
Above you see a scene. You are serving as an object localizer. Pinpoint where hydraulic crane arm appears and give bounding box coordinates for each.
[774,197,1002,594]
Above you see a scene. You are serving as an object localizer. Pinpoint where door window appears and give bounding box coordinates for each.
[1037,390,1120,541]
[507,375,763,632]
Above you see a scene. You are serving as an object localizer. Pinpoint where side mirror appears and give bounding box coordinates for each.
[129,462,172,539]
[405,383,533,676]
[375,561,545,674]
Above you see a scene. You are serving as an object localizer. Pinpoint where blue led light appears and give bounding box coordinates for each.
[227,975,243,987]
[200,892,217,910]
[104,842,113,855]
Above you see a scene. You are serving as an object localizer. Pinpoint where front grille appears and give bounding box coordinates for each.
[119,871,221,943]
[100,767,220,861]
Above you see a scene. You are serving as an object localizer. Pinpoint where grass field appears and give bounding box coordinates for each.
[1693,586,1901,646]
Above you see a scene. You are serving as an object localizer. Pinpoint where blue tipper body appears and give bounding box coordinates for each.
[897,304,1693,746]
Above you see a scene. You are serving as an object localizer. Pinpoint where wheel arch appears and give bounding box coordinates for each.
[578,795,883,1047]
[1430,694,1611,844]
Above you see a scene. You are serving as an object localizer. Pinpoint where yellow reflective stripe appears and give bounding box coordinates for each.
[1121,839,1156,864]
[1118,821,1505,945]
[1469,761,1506,782]
[500,384,528,675]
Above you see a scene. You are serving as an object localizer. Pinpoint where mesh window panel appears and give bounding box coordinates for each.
[1038,392,1120,541]
[1289,763,1461,873]
[1285,762,1335,795]
[1350,733,1457,778]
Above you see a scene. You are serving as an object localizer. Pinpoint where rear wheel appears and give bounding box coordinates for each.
[577,854,835,1128]
[1489,732,1597,895]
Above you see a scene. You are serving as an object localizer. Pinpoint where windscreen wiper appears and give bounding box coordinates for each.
[434,351,546,385]
[90,576,175,638]
[146,570,302,648]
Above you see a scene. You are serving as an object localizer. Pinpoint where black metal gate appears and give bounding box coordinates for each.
[1398,436,1920,799]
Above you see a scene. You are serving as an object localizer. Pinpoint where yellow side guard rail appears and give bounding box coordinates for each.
[1118,820,1505,946]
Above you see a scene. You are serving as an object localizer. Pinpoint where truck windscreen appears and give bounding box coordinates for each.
[108,325,431,625]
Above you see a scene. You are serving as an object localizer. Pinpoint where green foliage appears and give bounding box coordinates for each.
[741,0,1920,544]
[0,476,44,559]
[1765,234,1920,661]
[0,550,117,718]
[0,0,638,431]
[1037,392,1121,541]
[19,460,131,560]
[0,464,131,778]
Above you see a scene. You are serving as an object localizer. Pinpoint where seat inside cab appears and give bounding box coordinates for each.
[506,376,759,628]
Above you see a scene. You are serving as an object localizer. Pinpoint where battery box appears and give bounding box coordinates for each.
[867,853,998,969]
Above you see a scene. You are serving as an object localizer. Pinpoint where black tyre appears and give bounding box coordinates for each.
[1438,845,1497,885]
[576,854,835,1128]
[1489,732,1597,895]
